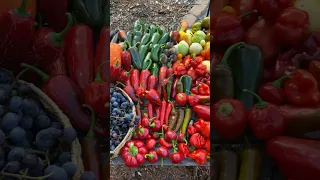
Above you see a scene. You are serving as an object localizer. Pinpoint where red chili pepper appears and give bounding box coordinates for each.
[284,69,320,106]
[39,0,68,32]
[140,69,151,90]
[166,67,174,78]
[178,143,190,158]
[147,75,158,90]
[193,105,210,122]
[145,89,162,106]
[164,102,172,126]
[21,63,107,136]
[161,79,168,101]
[187,126,197,135]
[198,83,210,95]
[171,77,179,99]
[136,85,146,98]
[231,0,259,28]
[164,130,177,142]
[145,150,159,164]
[187,94,200,106]
[136,102,142,126]
[130,69,140,90]
[159,138,173,148]
[137,127,150,140]
[257,0,294,22]
[44,56,67,76]
[275,7,309,47]
[121,140,147,168]
[212,99,247,140]
[156,146,169,158]
[146,139,157,150]
[177,134,187,144]
[187,67,198,81]
[149,119,161,132]
[65,24,94,93]
[159,101,167,126]
[95,26,109,81]
[175,93,187,106]
[155,107,160,121]
[259,75,289,105]
[174,64,187,77]
[157,66,168,96]
[244,18,280,67]
[205,140,210,152]
[191,86,199,94]
[188,149,209,165]
[266,136,320,180]
[0,0,34,61]
[84,62,108,118]
[244,89,285,140]
[189,133,206,148]
[147,103,154,119]
[195,64,207,77]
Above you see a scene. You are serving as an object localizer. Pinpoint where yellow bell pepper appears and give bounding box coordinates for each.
[204,42,210,51]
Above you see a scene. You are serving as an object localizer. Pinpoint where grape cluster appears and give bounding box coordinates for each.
[0,69,96,180]
[110,85,140,151]
[161,42,178,65]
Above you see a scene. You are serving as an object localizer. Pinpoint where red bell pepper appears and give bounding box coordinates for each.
[193,105,210,122]
[39,0,68,32]
[275,7,309,47]
[188,149,209,165]
[205,140,210,152]
[121,140,147,168]
[175,93,187,106]
[189,133,206,148]
[284,69,320,106]
[195,64,207,77]
[156,146,169,158]
[244,18,280,67]
[174,64,186,77]
[149,119,161,132]
[256,0,293,22]
[178,143,190,158]
[130,69,140,90]
[187,94,200,106]
[137,127,149,140]
[187,126,197,135]
[139,69,151,90]
[111,62,122,84]
[258,75,290,105]
[145,139,157,150]
[145,89,161,107]
[84,62,108,118]
[95,26,109,82]
[145,150,159,164]
[244,89,285,140]
[120,69,131,85]
[0,0,34,61]
[198,83,210,95]
[64,24,94,93]
[21,63,107,136]
[190,56,203,69]
[186,67,198,81]
[266,136,320,180]
[231,0,259,28]
[147,75,158,90]
[157,66,168,97]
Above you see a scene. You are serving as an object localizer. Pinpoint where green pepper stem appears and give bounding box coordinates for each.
[243,89,268,108]
[82,104,96,139]
[271,74,291,88]
[218,103,233,116]
[13,0,29,17]
[238,10,258,19]
[129,142,138,157]
[20,63,50,82]
[94,61,108,82]
[220,42,245,67]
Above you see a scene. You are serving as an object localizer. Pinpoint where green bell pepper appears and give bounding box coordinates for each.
[181,75,192,96]
[143,53,152,70]
[158,32,170,45]
[71,0,106,28]
[151,63,159,76]
[128,46,142,70]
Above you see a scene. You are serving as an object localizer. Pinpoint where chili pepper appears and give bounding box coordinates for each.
[118,83,138,103]
[145,150,159,164]
[163,102,172,126]
[159,101,167,126]
[256,0,294,23]
[155,107,160,121]
[146,139,157,150]
[266,136,320,180]
[158,32,170,45]
[202,121,210,139]
[178,143,190,159]
[139,69,151,90]
[193,105,210,122]
[161,81,168,102]
[275,7,309,47]
[175,78,184,94]
[120,69,131,86]
[64,24,94,93]
[21,63,107,136]
[258,75,289,105]
[145,89,162,106]
[137,127,150,140]
[244,89,285,140]
[149,119,162,132]
[198,83,210,95]
[140,33,151,46]
[84,61,108,118]
[171,78,179,99]
[181,75,192,96]
[309,61,320,88]
[139,44,149,63]
[177,133,187,143]
[170,30,180,43]
[147,103,154,119]
[81,105,102,179]
[132,31,143,46]
[130,69,140,90]
[198,95,210,105]
[156,146,169,158]
[151,63,159,76]
[189,133,205,148]
[149,24,157,35]
[159,25,167,35]
[193,119,206,132]
[110,61,121,84]
[218,150,239,180]
[121,140,147,168]
[147,75,158,90]
[189,56,201,69]
[189,149,209,165]
[159,138,173,148]
[212,99,246,140]
[166,66,173,78]
[134,19,142,32]
[170,143,184,164]
[187,126,197,135]
[164,130,177,143]
[157,66,168,96]
[174,108,185,133]
[165,78,172,101]
[151,29,161,44]
[187,94,200,106]
[150,131,160,140]
[150,44,162,62]
[128,46,142,70]
[175,93,187,106]
[238,147,261,180]
[126,30,133,45]
[121,51,132,72]
[174,64,186,77]
[136,102,142,126]
[284,69,320,106]
[168,105,178,130]
[182,55,192,69]
[195,64,207,77]
[180,107,192,135]
[0,0,34,62]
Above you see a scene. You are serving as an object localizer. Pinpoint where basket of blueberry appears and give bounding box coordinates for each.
[0,69,91,180]
[110,85,139,159]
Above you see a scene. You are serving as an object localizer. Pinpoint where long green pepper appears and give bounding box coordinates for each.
[140,33,151,46]
[151,63,159,76]
[126,30,133,46]
[151,44,163,62]
[132,31,143,47]
[149,24,157,36]
[150,28,161,44]
[158,32,170,45]
[143,53,152,70]
[128,46,142,70]
[134,19,142,32]
[139,45,149,61]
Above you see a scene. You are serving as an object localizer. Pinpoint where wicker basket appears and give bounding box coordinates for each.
[110,87,136,159]
[18,80,84,180]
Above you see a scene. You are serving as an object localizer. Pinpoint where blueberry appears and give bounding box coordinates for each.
[110,145,115,151]
[9,127,26,143]
[17,83,30,96]
[0,89,8,104]
[61,162,78,177]
[110,97,116,103]
[34,115,51,130]
[113,102,118,107]
[0,84,12,94]
[124,114,131,121]
[28,157,45,176]
[7,147,25,161]
[46,127,62,139]
[22,98,40,118]
[62,127,77,144]
[51,122,63,129]
[0,104,5,117]
[135,116,140,121]
[129,102,134,106]
[129,122,135,127]
[21,153,38,169]
[1,112,21,131]
[44,166,68,180]
[9,96,23,113]
[19,115,34,130]
[130,113,134,118]
[4,161,20,173]
[35,129,55,150]
[58,152,71,165]
[0,129,5,145]
[0,70,13,83]
[0,147,4,159]
[0,159,4,170]
[80,171,96,180]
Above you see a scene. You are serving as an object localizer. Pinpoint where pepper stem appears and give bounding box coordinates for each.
[271,74,291,88]
[20,63,50,82]
[218,103,233,116]
[13,0,29,17]
[50,13,73,47]
[238,10,258,19]
[129,142,138,157]
[220,42,245,67]
[95,61,108,82]
[243,89,268,108]
[83,104,96,139]
[145,153,154,159]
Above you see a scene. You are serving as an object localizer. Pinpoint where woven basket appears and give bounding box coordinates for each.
[110,88,136,159]
[18,80,84,180]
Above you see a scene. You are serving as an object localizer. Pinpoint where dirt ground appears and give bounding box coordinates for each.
[110,0,210,179]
